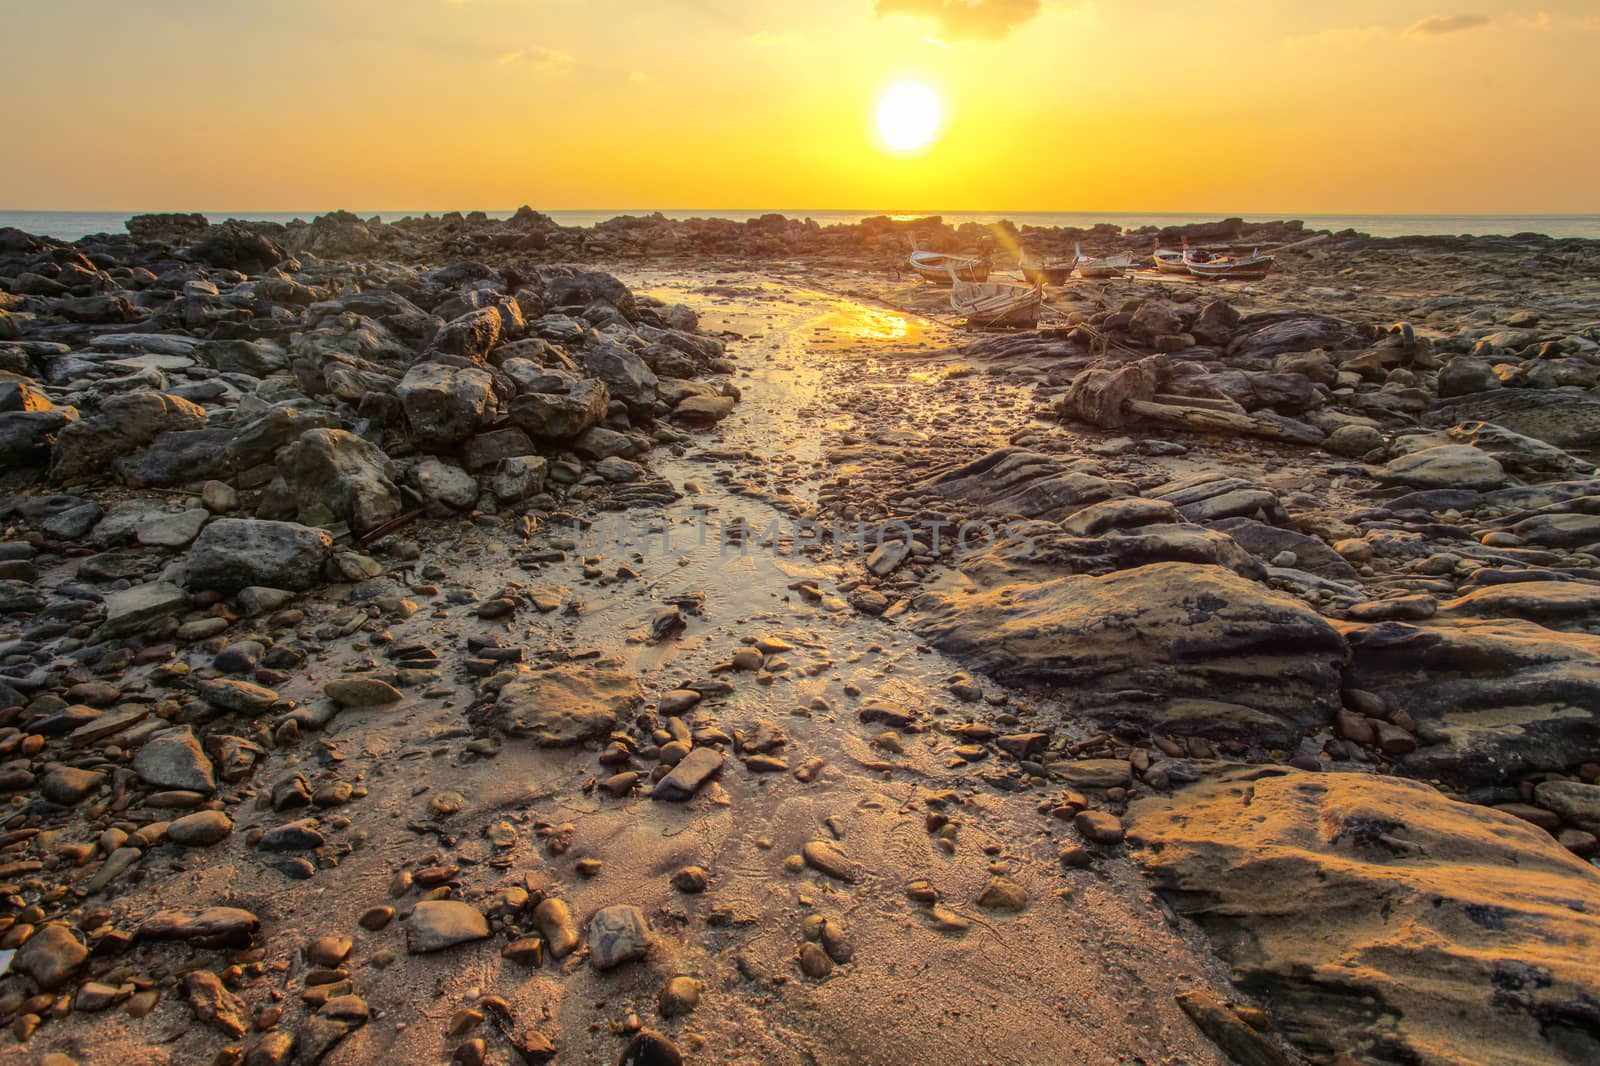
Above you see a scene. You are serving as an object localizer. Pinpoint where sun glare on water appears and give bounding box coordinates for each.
[876,81,942,152]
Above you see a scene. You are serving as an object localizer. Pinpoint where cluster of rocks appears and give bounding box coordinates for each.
[0,221,748,1063]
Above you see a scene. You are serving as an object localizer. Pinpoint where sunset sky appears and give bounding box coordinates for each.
[2,0,1596,213]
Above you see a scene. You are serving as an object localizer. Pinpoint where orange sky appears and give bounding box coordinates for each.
[1,0,1596,213]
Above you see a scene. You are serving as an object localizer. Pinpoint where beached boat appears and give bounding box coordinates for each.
[908,249,989,284]
[1073,242,1133,279]
[1152,241,1189,274]
[1183,245,1276,280]
[950,278,1043,328]
[1018,250,1075,286]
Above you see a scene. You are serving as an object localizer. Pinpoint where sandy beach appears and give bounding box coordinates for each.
[2,210,1599,1066]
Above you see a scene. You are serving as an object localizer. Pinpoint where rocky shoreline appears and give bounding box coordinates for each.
[1,212,1598,1066]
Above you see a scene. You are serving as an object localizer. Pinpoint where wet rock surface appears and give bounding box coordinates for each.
[1,213,1598,1065]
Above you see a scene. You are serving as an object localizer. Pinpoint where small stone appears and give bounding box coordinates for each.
[657,976,701,1018]
[533,898,580,958]
[40,766,105,805]
[620,1030,683,1066]
[307,935,353,967]
[502,937,544,965]
[797,941,833,978]
[358,906,394,931]
[670,866,709,893]
[801,839,865,883]
[166,809,235,847]
[184,969,249,1037]
[1074,810,1125,845]
[976,876,1027,912]
[589,905,651,970]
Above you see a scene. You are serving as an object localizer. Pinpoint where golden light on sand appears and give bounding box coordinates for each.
[876,81,942,152]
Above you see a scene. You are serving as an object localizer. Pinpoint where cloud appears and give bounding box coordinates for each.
[1405,13,1491,37]
[874,0,1042,41]
[496,46,573,70]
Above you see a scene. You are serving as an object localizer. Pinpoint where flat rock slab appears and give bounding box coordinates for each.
[487,664,642,746]
[1127,767,1600,1066]
[407,900,489,953]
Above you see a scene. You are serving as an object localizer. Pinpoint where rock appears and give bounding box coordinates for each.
[1226,313,1364,361]
[13,923,88,990]
[1175,990,1296,1066]
[1533,780,1600,834]
[1074,810,1125,844]
[324,677,402,707]
[51,392,207,480]
[488,664,642,746]
[491,454,549,501]
[397,362,498,447]
[797,941,834,978]
[183,518,334,593]
[136,508,209,547]
[166,809,235,846]
[463,427,537,471]
[271,429,402,536]
[800,840,866,883]
[658,976,701,1017]
[619,1031,683,1066]
[1425,389,1600,450]
[138,906,260,947]
[1128,767,1600,1066]
[407,900,489,953]
[183,969,249,1037]
[201,679,281,716]
[1379,444,1505,490]
[914,561,1347,743]
[98,582,188,636]
[1343,617,1600,784]
[916,447,1117,520]
[185,225,285,271]
[411,456,479,510]
[40,766,105,805]
[1324,423,1383,458]
[589,904,651,969]
[672,394,736,424]
[508,378,609,439]
[1437,356,1502,398]
[976,876,1027,911]
[534,898,581,958]
[258,820,325,851]
[651,747,725,801]
[133,726,216,793]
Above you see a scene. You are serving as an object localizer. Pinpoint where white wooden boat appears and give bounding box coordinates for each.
[1073,241,1133,279]
[1183,245,1276,280]
[950,278,1043,328]
[1152,240,1189,274]
[909,249,989,285]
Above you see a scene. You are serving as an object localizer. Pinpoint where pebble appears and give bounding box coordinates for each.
[1074,810,1126,845]
[620,1030,683,1066]
[533,898,581,958]
[406,900,489,953]
[589,905,651,969]
[657,976,701,1017]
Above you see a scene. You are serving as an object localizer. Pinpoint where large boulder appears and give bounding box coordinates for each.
[0,407,78,468]
[270,429,402,536]
[1226,313,1365,361]
[1128,767,1600,1066]
[396,362,498,448]
[483,664,642,746]
[183,519,333,593]
[913,561,1347,741]
[1425,390,1600,450]
[508,378,609,440]
[50,393,207,481]
[427,307,502,363]
[544,271,638,322]
[184,225,285,273]
[579,342,658,415]
[1378,443,1506,491]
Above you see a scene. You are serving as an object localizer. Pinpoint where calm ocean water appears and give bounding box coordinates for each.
[4,209,1599,243]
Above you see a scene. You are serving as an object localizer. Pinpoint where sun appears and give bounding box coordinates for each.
[876,81,942,153]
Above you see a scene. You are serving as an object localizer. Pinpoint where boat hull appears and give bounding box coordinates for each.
[1184,254,1276,280]
[909,252,990,285]
[1019,262,1073,286]
[951,281,1043,329]
[1153,252,1188,274]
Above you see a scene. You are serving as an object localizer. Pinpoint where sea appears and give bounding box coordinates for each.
[4,210,1599,243]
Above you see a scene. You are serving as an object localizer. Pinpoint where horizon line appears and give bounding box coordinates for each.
[5,207,1599,220]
